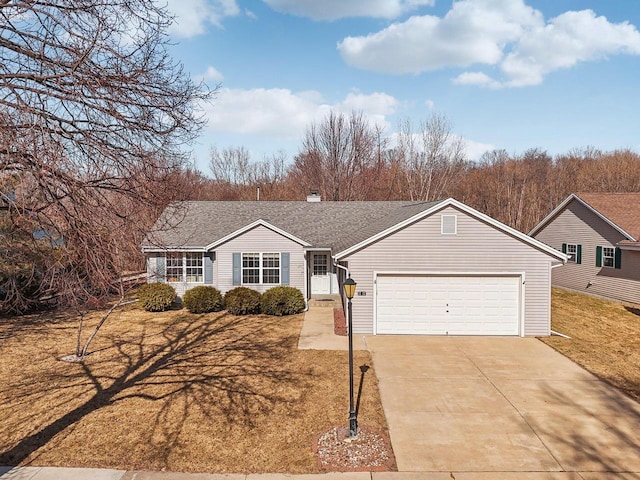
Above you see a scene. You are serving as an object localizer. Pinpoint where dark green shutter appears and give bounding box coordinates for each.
[615,247,622,269]
[156,255,166,282]
[576,244,582,264]
[596,246,602,267]
[232,253,241,285]
[281,252,290,286]
[561,243,567,254]
[204,253,214,284]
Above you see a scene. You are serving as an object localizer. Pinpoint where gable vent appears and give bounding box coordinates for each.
[441,215,457,235]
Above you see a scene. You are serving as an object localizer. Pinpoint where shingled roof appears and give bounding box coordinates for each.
[577,193,640,241]
[142,200,443,254]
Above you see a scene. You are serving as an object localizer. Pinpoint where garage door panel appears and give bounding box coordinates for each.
[376,275,520,336]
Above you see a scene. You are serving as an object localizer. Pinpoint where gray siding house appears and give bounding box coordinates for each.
[143,196,566,336]
[530,193,640,304]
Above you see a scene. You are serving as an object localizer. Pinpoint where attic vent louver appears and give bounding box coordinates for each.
[441,214,457,234]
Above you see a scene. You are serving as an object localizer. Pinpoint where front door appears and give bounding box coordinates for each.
[310,253,331,294]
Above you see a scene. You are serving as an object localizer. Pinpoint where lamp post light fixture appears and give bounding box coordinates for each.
[343,276,357,437]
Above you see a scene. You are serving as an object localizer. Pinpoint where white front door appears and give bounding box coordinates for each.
[310,253,331,294]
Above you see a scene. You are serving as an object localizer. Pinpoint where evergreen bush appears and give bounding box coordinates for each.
[261,286,305,316]
[224,287,261,315]
[183,285,224,313]
[138,283,176,312]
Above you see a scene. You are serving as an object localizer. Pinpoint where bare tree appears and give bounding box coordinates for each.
[396,114,467,201]
[209,147,291,200]
[0,0,212,356]
[291,111,384,200]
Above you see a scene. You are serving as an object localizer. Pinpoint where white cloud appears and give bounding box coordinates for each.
[166,0,240,38]
[425,99,435,110]
[338,0,541,73]
[499,9,640,87]
[464,138,495,161]
[203,88,398,139]
[201,66,224,82]
[453,71,501,89]
[337,0,640,87]
[262,0,433,21]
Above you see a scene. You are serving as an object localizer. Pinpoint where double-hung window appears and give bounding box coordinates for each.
[242,253,280,285]
[166,253,184,282]
[602,247,615,268]
[562,243,581,264]
[185,253,203,282]
[165,252,203,282]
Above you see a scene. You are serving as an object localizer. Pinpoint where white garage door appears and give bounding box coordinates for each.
[376,275,521,336]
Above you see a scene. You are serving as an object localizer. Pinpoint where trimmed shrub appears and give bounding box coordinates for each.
[138,283,177,312]
[183,286,224,313]
[224,287,261,315]
[261,286,305,316]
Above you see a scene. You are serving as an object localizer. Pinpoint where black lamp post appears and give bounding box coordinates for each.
[343,276,357,437]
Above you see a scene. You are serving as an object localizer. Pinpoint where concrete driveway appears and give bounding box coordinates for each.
[365,335,640,476]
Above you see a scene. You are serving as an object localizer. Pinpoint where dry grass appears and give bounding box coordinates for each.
[541,288,640,402]
[0,306,388,473]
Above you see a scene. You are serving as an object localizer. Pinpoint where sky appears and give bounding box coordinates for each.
[163,0,640,173]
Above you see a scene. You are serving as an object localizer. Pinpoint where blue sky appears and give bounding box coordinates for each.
[164,0,640,173]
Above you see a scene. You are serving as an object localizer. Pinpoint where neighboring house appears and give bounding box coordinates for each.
[530,193,640,304]
[142,195,566,336]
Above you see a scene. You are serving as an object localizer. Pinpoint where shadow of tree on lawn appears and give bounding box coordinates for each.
[0,311,309,468]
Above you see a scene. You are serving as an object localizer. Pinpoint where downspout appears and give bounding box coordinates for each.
[302,251,309,312]
[332,258,350,278]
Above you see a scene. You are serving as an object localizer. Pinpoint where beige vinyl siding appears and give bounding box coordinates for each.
[215,224,305,294]
[534,198,640,304]
[343,205,554,336]
[146,253,160,282]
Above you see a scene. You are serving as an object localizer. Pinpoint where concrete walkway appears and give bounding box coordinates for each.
[298,299,365,351]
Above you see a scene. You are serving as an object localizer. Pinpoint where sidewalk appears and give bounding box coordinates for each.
[0,466,594,479]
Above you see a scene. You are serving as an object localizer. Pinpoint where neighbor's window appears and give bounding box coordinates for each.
[602,247,615,268]
[166,252,203,282]
[166,252,183,282]
[185,252,203,282]
[242,253,280,285]
[566,244,577,263]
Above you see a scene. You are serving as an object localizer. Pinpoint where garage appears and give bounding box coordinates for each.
[375,274,522,336]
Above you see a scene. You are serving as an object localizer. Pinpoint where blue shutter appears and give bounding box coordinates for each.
[596,246,602,267]
[204,253,214,284]
[615,247,622,269]
[281,252,290,286]
[156,255,166,283]
[561,243,567,254]
[576,244,582,265]
[232,253,241,285]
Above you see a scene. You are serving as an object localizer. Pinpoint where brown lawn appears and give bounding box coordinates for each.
[0,306,388,473]
[541,288,640,402]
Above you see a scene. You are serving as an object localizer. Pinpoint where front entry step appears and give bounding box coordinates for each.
[309,295,341,308]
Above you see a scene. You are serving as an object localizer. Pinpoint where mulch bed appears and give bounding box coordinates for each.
[315,425,396,472]
[334,308,346,336]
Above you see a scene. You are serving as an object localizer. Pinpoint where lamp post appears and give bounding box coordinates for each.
[343,276,357,437]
